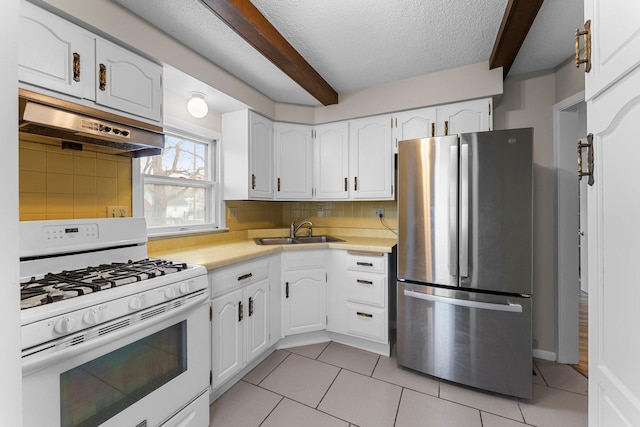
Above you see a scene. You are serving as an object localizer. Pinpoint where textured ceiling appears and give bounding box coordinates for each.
[114,0,583,108]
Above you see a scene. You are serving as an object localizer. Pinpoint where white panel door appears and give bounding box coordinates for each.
[393,107,436,152]
[583,0,640,100]
[211,289,243,388]
[19,1,95,100]
[586,1,640,422]
[246,279,269,363]
[314,121,349,199]
[349,115,393,199]
[283,268,326,335]
[274,123,313,199]
[249,112,274,199]
[95,38,162,122]
[435,99,491,136]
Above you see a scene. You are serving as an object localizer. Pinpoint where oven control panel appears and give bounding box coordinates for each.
[43,223,99,242]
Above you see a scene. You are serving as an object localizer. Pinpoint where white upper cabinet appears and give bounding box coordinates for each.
[435,98,492,136]
[583,1,640,100]
[18,1,163,123]
[314,121,350,200]
[349,115,394,199]
[392,107,436,152]
[274,123,313,200]
[19,1,95,100]
[94,38,162,122]
[223,110,274,200]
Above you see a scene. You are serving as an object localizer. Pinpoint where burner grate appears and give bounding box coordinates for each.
[20,259,189,309]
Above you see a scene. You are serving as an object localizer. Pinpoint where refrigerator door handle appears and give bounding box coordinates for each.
[459,143,470,278]
[403,289,523,313]
[449,145,459,280]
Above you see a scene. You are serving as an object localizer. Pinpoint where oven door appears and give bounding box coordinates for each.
[22,291,210,427]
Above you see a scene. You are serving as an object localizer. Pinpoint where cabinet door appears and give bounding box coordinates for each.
[393,107,436,153]
[349,115,393,199]
[314,121,349,199]
[283,269,326,335]
[435,99,492,136]
[95,38,162,122]
[584,1,640,100]
[246,279,270,363]
[249,112,274,199]
[274,123,313,200]
[211,289,243,388]
[19,1,95,100]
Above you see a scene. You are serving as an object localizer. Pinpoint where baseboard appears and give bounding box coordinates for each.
[532,348,556,361]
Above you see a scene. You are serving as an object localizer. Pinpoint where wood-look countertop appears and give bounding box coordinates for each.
[150,235,398,271]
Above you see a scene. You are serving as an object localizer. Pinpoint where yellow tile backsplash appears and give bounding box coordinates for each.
[19,140,132,221]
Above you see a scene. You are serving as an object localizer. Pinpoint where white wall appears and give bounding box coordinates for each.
[0,0,23,425]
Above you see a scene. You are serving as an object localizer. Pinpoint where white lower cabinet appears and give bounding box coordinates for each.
[210,258,271,389]
[281,250,327,336]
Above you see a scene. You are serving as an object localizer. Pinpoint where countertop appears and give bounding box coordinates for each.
[150,231,397,271]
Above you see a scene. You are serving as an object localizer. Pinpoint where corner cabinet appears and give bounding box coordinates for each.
[18,1,163,123]
[348,115,394,200]
[210,257,271,388]
[281,250,327,336]
[274,123,313,200]
[222,110,274,200]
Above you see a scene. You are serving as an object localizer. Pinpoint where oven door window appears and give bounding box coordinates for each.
[60,320,187,427]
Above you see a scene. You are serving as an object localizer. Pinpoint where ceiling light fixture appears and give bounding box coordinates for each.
[187,92,208,118]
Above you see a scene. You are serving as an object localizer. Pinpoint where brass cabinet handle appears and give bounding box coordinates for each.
[251,173,256,190]
[72,53,80,82]
[248,297,254,317]
[285,282,289,298]
[354,176,358,191]
[238,301,243,322]
[444,120,449,136]
[99,64,106,91]
[357,279,373,285]
[277,177,281,191]
[575,20,592,73]
[344,177,348,192]
[237,273,253,281]
[578,133,595,186]
[356,312,373,318]
[431,122,435,137]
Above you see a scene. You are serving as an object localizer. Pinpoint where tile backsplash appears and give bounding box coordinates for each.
[19,140,132,221]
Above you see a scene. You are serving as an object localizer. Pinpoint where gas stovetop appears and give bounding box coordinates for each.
[20,258,190,309]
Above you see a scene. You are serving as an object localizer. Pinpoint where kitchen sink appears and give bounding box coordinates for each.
[254,235,344,245]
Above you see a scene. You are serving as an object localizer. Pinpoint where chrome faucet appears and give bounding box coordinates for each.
[289,219,313,238]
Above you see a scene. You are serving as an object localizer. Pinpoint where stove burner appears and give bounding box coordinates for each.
[20,259,188,309]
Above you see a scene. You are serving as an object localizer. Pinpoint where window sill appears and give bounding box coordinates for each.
[147,227,230,241]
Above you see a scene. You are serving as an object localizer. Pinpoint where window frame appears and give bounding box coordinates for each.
[133,119,225,237]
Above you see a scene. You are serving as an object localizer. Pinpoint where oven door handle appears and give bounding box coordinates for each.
[22,291,208,376]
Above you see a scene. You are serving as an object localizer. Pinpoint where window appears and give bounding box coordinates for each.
[134,125,223,235]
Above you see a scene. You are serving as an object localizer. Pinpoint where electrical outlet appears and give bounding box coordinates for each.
[316,203,325,217]
[229,207,238,218]
[373,208,385,218]
[107,206,129,218]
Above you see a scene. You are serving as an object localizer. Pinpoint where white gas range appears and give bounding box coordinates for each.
[19,218,210,427]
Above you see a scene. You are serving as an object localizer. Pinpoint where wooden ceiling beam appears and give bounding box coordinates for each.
[490,0,545,78]
[201,0,338,105]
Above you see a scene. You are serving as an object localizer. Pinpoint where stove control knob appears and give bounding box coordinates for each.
[82,309,100,326]
[179,282,190,294]
[164,287,177,299]
[54,316,75,334]
[128,295,143,311]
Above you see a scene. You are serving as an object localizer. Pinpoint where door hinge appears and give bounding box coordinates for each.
[488,103,491,115]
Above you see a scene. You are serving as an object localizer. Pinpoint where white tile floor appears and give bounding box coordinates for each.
[209,341,588,427]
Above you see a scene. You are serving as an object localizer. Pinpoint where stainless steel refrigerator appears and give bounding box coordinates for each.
[396,128,533,399]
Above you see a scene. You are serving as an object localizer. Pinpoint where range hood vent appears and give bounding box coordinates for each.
[18,89,164,158]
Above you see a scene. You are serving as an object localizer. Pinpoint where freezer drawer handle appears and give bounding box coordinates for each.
[403,289,523,313]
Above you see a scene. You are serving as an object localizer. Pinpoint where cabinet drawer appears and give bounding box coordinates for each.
[346,303,386,342]
[346,273,385,307]
[210,258,269,297]
[346,251,386,274]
